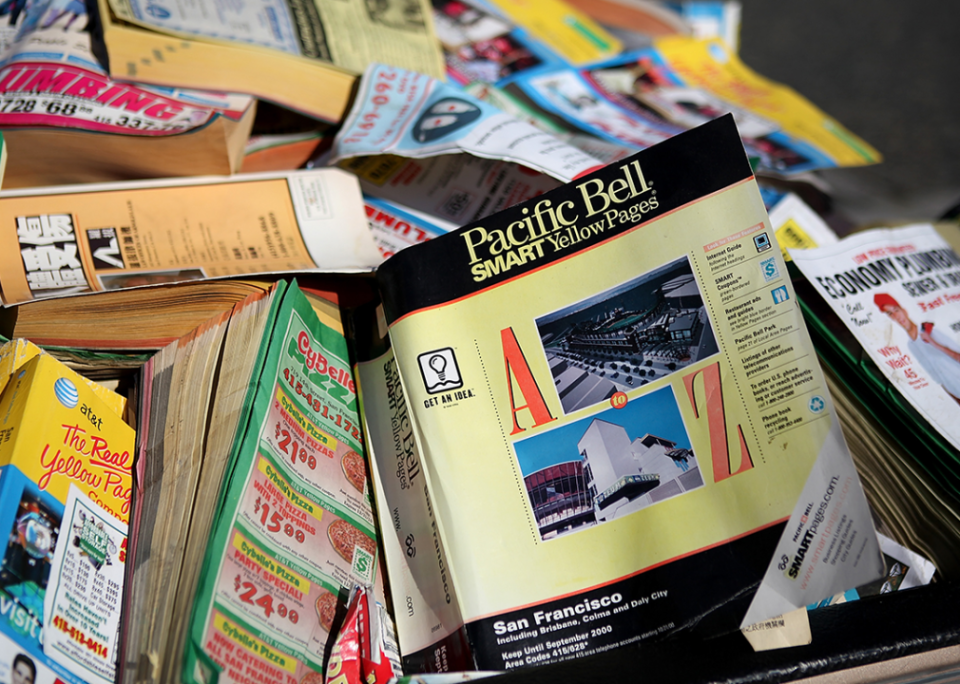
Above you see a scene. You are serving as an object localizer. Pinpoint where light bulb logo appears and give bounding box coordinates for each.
[428,354,447,381]
[418,347,463,394]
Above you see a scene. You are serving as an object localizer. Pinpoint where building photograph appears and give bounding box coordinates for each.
[514,385,701,540]
[536,256,719,413]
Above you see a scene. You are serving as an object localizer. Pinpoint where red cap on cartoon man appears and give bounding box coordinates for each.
[874,293,900,311]
[876,293,935,333]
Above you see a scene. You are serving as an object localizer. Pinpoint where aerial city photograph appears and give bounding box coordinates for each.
[537,256,719,414]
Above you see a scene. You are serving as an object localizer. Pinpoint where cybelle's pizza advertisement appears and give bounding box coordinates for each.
[186,284,384,683]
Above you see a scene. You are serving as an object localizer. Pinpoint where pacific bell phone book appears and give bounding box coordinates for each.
[356,115,884,672]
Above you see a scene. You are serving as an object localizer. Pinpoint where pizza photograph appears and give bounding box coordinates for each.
[327,518,377,564]
[341,449,367,492]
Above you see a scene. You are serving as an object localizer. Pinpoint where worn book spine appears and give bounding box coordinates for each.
[183,281,387,684]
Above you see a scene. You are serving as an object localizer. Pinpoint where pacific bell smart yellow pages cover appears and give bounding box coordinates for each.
[368,116,883,672]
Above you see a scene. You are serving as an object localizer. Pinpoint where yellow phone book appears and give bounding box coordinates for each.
[0,351,134,684]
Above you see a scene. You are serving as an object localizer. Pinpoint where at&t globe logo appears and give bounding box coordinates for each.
[54,377,79,408]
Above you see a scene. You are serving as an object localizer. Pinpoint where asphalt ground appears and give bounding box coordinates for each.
[735,1,960,224]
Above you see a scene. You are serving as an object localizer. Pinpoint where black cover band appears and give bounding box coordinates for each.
[376,115,753,323]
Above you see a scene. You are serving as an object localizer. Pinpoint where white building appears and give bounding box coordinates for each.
[578,419,703,522]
